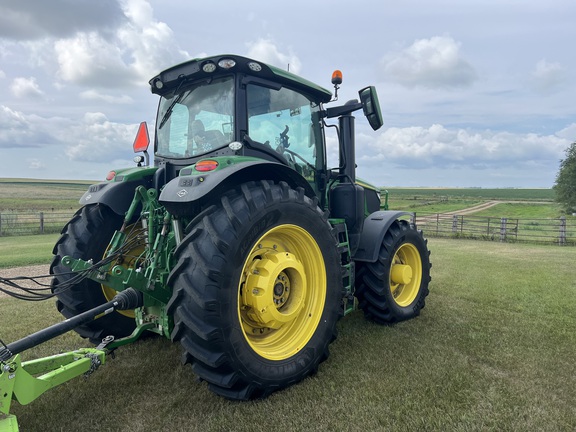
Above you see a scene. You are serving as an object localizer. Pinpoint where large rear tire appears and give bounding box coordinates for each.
[355,219,431,324]
[167,181,342,400]
[50,204,137,343]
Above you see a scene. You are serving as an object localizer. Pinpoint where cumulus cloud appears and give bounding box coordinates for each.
[0,0,125,40]
[2,0,189,89]
[80,90,133,104]
[358,124,568,170]
[10,77,45,98]
[28,159,45,171]
[116,0,190,82]
[54,32,131,87]
[63,112,138,162]
[381,36,477,89]
[0,105,60,148]
[53,1,189,87]
[246,39,302,74]
[530,59,567,93]
[556,123,576,141]
[0,105,137,163]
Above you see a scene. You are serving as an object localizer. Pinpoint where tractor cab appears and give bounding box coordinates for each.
[145,56,334,194]
[132,55,382,211]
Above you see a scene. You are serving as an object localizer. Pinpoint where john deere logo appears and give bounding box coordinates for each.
[177,189,188,198]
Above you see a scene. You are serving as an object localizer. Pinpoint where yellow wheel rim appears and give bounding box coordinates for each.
[101,223,145,319]
[238,224,326,361]
[389,243,422,307]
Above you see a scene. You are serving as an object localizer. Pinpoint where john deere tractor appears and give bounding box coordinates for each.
[0,54,430,428]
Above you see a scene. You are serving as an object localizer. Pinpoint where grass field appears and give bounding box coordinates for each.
[473,202,564,219]
[2,238,575,431]
[0,234,60,268]
[385,187,556,201]
[0,178,91,211]
[385,188,558,216]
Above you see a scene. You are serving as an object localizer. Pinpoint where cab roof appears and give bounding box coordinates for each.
[149,54,333,103]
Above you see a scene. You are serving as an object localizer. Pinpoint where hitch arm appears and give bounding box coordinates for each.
[1,349,106,432]
[0,289,143,432]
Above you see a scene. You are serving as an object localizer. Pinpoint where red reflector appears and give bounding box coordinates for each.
[106,171,116,181]
[195,160,219,172]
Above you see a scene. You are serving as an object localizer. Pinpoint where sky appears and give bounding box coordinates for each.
[1,0,575,188]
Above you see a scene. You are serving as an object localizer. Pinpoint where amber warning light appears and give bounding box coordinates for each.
[331,70,343,101]
[331,70,343,86]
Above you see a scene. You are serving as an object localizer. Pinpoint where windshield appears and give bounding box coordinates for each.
[155,77,234,158]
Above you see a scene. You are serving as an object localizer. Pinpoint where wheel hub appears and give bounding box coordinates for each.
[388,243,423,306]
[242,251,306,330]
[391,264,413,285]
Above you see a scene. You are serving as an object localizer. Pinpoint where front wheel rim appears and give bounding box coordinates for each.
[389,243,423,307]
[238,224,326,361]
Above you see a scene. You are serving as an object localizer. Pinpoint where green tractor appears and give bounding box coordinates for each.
[1,54,430,427]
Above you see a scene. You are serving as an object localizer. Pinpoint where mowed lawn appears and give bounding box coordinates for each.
[1,238,575,431]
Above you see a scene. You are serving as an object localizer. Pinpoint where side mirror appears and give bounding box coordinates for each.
[132,122,150,166]
[358,86,383,131]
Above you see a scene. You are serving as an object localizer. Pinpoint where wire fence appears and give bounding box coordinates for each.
[1,210,575,246]
[0,211,74,236]
[413,213,576,246]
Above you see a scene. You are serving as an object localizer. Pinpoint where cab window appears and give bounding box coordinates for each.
[247,84,323,179]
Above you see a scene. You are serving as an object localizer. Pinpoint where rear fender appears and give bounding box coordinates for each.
[79,171,155,216]
[159,160,315,215]
[352,211,413,262]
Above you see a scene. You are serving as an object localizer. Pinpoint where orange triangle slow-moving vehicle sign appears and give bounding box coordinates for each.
[133,122,150,153]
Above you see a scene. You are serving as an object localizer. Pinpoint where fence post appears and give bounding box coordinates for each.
[452,215,458,233]
[500,217,507,242]
[40,212,44,234]
[559,216,566,246]
[0,212,2,237]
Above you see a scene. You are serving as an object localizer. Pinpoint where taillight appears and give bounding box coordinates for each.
[195,160,219,172]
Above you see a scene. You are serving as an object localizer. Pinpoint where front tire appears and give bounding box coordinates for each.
[50,204,137,342]
[167,181,342,399]
[355,219,431,324]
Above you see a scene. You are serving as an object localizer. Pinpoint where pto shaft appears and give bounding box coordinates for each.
[0,288,142,362]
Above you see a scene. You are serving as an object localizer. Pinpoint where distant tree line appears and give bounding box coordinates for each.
[554,141,576,214]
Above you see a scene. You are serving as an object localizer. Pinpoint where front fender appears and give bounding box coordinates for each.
[159,160,315,215]
[352,211,413,262]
